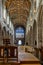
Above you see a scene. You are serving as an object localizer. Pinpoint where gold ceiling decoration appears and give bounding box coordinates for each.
[5,0,31,27]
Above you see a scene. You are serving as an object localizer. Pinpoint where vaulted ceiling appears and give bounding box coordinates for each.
[5,0,31,27]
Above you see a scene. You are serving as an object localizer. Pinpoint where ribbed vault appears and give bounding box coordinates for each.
[5,0,31,27]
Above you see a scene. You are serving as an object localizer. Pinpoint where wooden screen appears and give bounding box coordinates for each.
[0,46,18,61]
[3,38,10,44]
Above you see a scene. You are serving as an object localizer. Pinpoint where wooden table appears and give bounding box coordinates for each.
[18,52,41,65]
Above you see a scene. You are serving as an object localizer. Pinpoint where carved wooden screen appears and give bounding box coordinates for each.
[0,46,18,61]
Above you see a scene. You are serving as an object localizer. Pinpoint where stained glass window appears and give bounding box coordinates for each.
[16,27,24,38]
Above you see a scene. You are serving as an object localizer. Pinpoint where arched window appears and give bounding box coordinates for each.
[15,27,24,38]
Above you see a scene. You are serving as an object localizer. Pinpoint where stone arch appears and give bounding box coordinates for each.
[2,26,8,39]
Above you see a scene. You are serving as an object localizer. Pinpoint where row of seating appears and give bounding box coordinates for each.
[18,46,35,54]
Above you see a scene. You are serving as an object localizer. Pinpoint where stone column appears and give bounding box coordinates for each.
[0,0,3,20]
[33,20,37,48]
[29,26,33,46]
[42,5,43,47]
[38,5,42,48]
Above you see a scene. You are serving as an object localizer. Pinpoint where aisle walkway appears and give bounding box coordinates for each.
[0,46,41,65]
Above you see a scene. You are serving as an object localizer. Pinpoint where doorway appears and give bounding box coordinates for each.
[18,40,22,45]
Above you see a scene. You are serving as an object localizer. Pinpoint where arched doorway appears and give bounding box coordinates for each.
[18,40,22,45]
[14,26,25,45]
